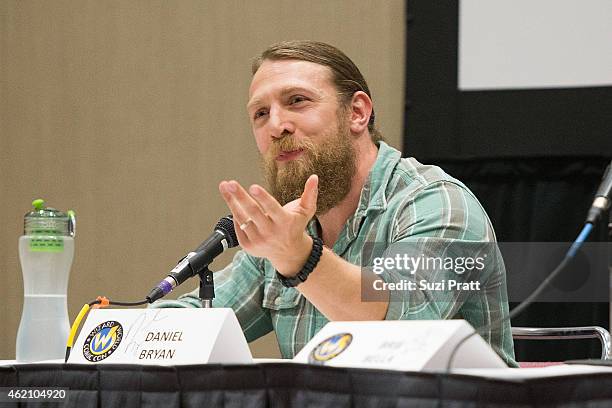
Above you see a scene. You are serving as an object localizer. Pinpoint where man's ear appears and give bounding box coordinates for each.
[347,91,373,135]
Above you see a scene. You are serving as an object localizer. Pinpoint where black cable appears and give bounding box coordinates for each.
[108,299,149,306]
[87,298,148,307]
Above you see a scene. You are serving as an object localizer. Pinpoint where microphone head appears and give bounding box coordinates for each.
[216,215,238,248]
[595,161,612,200]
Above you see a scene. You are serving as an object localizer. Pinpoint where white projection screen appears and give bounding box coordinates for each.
[459,0,612,91]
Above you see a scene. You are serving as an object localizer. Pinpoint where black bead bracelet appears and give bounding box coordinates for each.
[276,236,324,288]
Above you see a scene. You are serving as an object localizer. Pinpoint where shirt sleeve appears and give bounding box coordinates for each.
[382,180,494,320]
[150,250,274,343]
[379,181,516,366]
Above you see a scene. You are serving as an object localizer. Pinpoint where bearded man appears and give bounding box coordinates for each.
[153,40,516,366]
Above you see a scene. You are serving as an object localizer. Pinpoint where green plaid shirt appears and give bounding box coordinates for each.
[152,141,516,366]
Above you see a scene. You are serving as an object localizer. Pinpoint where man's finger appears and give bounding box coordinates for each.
[299,174,319,215]
[219,181,252,226]
[219,181,261,245]
[249,184,284,219]
[232,216,251,247]
[226,181,272,230]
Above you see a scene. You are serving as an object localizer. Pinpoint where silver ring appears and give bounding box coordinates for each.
[240,218,253,231]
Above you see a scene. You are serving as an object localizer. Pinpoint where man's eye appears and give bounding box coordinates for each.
[254,110,268,120]
[290,95,308,104]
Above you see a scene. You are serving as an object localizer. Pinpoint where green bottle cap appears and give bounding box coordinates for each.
[32,199,45,211]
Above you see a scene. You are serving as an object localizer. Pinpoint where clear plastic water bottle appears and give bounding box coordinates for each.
[16,199,76,362]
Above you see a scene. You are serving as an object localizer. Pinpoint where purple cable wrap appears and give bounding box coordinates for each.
[158,279,174,295]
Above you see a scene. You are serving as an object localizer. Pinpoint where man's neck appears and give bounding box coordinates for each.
[317,139,378,247]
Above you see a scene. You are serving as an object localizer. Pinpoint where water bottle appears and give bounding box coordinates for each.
[16,199,76,362]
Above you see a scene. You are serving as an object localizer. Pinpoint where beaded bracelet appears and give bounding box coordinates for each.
[276,236,324,288]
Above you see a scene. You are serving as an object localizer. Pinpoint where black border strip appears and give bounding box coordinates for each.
[404,0,459,159]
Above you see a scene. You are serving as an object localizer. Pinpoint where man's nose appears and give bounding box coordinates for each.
[268,106,295,139]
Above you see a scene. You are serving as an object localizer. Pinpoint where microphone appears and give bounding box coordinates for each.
[147,215,238,303]
[586,161,612,225]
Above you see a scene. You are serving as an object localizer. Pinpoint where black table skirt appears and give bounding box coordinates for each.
[1,363,612,407]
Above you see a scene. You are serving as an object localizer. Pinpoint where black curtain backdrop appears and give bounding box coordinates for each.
[403,1,612,361]
[440,157,610,361]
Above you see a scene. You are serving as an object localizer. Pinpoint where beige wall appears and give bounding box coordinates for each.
[0,0,405,359]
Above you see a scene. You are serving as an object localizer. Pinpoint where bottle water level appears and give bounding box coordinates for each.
[16,295,70,362]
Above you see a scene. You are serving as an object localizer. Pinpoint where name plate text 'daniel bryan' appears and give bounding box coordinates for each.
[68,308,252,365]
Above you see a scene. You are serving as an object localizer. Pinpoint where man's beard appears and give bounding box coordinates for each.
[261,115,357,216]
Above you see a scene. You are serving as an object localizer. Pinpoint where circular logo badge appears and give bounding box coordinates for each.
[309,333,353,364]
[82,321,123,362]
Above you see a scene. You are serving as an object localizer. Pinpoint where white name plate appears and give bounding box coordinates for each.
[69,308,252,365]
[294,320,506,371]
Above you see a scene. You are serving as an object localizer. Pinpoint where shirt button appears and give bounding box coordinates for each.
[274,297,282,306]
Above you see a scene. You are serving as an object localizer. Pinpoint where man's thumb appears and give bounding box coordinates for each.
[300,174,318,214]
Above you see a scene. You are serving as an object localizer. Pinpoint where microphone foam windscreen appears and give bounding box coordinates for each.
[217,215,238,248]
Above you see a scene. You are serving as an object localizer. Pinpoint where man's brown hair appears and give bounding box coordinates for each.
[252,40,383,143]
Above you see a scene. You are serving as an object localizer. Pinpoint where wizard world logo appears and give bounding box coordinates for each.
[83,321,123,362]
[309,333,353,364]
